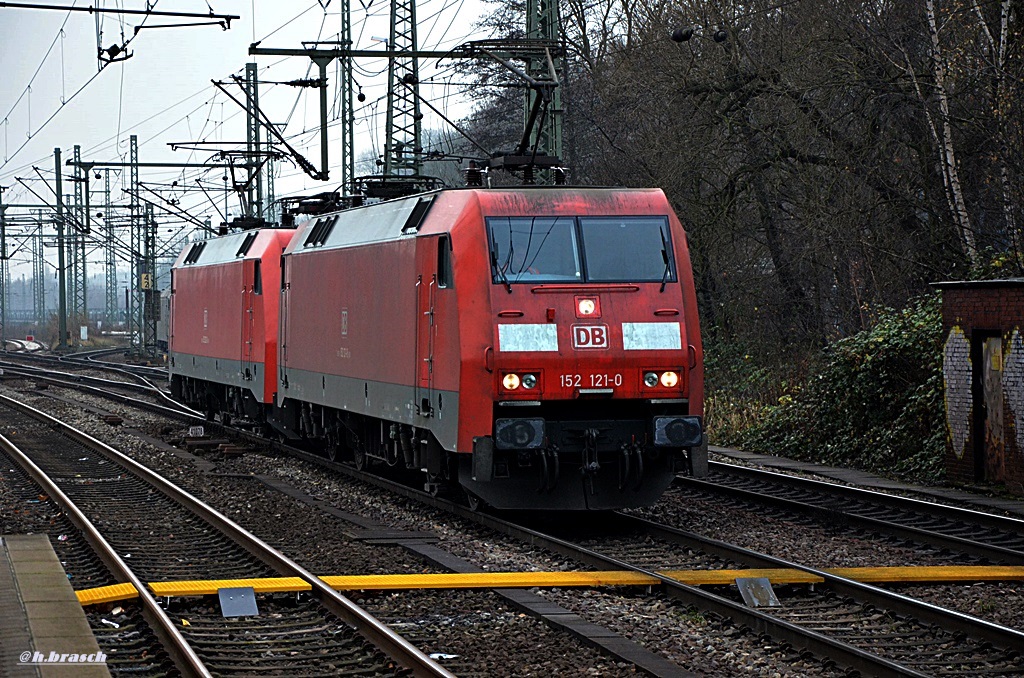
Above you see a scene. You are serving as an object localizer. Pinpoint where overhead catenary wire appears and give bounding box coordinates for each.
[1,0,496,273]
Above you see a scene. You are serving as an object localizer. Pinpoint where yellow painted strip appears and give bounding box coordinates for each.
[74,565,1024,606]
[826,565,1024,583]
[662,568,825,586]
[320,570,659,590]
[76,583,140,605]
[148,577,311,597]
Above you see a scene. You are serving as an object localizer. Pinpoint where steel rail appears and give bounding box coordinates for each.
[64,348,169,380]
[266,447,936,678]
[324,458,1024,674]
[0,363,201,419]
[0,416,212,677]
[615,512,1024,651]
[679,463,1024,564]
[0,359,164,393]
[0,392,455,678]
[3,348,168,382]
[707,460,1024,529]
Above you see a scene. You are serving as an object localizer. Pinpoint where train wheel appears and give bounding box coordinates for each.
[465,491,483,512]
[426,473,446,497]
[352,446,366,471]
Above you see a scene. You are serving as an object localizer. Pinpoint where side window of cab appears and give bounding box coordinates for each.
[437,235,453,288]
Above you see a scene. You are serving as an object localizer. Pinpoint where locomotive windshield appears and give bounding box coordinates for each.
[487,216,675,284]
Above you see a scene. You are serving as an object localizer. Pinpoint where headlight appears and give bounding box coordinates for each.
[578,298,596,315]
[502,373,521,390]
[643,372,659,388]
[660,371,679,388]
[522,373,538,389]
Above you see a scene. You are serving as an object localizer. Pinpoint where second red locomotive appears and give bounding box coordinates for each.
[169,186,706,510]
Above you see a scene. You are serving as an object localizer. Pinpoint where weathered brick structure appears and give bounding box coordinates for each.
[935,280,1024,494]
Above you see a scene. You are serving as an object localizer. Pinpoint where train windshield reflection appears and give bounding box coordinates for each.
[487,215,674,284]
[580,217,675,283]
[487,217,582,283]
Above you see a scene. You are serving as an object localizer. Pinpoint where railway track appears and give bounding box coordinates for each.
[7,364,1024,675]
[0,392,452,677]
[293,459,1024,677]
[1,372,680,676]
[1,347,168,385]
[0,358,195,418]
[62,347,169,381]
[675,462,1024,565]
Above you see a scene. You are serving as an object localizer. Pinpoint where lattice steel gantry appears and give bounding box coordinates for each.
[384,0,423,178]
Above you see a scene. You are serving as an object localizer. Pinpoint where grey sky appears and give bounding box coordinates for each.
[0,0,487,276]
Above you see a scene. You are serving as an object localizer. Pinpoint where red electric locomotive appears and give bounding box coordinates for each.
[168,186,706,510]
[169,227,296,422]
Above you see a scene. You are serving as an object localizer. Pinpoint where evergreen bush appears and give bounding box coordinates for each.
[738,295,946,482]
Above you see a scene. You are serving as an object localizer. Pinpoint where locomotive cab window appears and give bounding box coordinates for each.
[580,217,675,283]
[437,235,453,288]
[486,215,674,284]
[487,217,581,283]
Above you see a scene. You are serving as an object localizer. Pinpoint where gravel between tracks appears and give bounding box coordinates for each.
[7,382,1020,674]
[630,486,960,569]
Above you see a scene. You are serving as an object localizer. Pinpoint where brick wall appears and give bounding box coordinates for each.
[940,283,1024,493]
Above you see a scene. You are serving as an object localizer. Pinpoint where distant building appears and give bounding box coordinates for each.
[935,280,1024,495]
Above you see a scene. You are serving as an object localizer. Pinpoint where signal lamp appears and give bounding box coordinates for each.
[522,374,538,389]
[502,373,521,390]
[643,372,659,388]
[660,371,680,388]
[578,298,596,315]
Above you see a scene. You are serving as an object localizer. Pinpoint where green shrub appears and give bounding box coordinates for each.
[703,339,801,445]
[739,294,946,482]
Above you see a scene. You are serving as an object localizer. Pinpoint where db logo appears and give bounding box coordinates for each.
[572,324,609,349]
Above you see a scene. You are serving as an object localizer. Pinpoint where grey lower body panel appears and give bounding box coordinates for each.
[279,366,459,452]
[169,351,266,404]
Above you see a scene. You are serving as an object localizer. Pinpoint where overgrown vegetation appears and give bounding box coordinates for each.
[703,337,805,446]
[734,295,946,482]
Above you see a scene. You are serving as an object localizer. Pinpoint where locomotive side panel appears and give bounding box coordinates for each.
[169,229,295,411]
[170,261,245,372]
[280,239,419,424]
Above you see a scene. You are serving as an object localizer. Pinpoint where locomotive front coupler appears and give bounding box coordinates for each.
[580,428,601,475]
[536,445,560,493]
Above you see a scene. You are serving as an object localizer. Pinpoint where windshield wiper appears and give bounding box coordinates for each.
[659,227,671,293]
[491,249,513,294]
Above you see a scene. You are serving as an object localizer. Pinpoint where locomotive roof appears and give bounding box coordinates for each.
[172,227,295,268]
[284,186,673,255]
